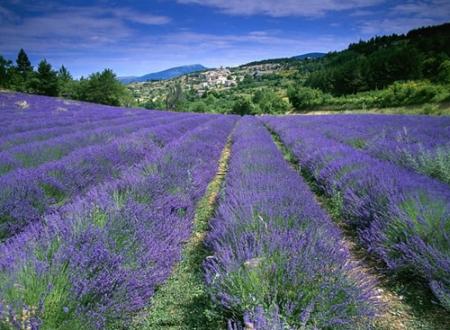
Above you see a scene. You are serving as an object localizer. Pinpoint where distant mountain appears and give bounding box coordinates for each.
[119,64,207,84]
[292,52,326,60]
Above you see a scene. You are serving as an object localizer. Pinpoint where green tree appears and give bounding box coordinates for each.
[252,88,289,114]
[142,98,165,110]
[16,48,32,74]
[13,49,34,92]
[437,60,450,84]
[78,69,130,106]
[287,86,324,111]
[57,65,75,98]
[35,59,59,96]
[189,100,208,113]
[231,97,253,115]
[0,56,13,88]
[165,83,185,110]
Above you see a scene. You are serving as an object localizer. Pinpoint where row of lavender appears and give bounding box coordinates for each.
[205,117,377,329]
[0,105,236,329]
[0,115,211,239]
[292,114,450,184]
[0,107,172,174]
[0,93,222,239]
[262,115,450,311]
[0,92,158,137]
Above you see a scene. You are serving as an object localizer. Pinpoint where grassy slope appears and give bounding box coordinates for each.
[132,139,232,330]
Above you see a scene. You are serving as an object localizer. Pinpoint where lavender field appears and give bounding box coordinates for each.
[0,91,449,329]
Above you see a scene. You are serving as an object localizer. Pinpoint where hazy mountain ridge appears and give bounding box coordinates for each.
[119,64,207,84]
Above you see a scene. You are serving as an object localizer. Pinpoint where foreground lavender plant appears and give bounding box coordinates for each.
[205,117,377,329]
[262,115,450,311]
[0,116,236,329]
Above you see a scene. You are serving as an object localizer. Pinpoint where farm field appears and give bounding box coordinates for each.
[0,91,449,329]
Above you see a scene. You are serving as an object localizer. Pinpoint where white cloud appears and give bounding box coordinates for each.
[0,5,170,53]
[357,0,450,35]
[391,0,450,19]
[109,8,171,25]
[116,30,350,71]
[177,0,384,17]
[51,30,351,77]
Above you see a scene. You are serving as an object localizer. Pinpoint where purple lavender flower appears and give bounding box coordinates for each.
[205,117,377,329]
[262,114,450,310]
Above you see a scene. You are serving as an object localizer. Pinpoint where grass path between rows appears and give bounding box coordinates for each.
[265,124,450,330]
[132,138,233,330]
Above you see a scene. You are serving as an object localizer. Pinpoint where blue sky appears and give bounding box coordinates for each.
[0,0,448,77]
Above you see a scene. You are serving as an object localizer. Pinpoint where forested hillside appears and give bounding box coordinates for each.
[306,23,450,95]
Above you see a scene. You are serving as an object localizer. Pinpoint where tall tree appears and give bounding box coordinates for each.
[231,97,253,115]
[0,56,13,88]
[16,48,32,74]
[165,83,184,110]
[35,59,59,96]
[13,49,34,92]
[58,65,72,81]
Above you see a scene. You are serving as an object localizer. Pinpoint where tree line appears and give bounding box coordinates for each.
[305,23,450,96]
[0,49,132,106]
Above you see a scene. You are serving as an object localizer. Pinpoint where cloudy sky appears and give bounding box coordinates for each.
[0,0,448,77]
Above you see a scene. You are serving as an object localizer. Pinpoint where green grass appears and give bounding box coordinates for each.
[40,183,66,205]
[405,147,450,184]
[303,102,450,116]
[0,236,87,330]
[132,140,232,330]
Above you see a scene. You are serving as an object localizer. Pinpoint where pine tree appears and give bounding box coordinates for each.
[12,49,34,92]
[35,59,59,96]
[16,49,32,74]
[58,65,72,81]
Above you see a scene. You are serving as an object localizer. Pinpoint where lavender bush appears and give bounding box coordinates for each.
[262,115,450,310]
[0,116,210,238]
[0,114,178,175]
[0,113,236,328]
[205,117,377,329]
[283,114,450,184]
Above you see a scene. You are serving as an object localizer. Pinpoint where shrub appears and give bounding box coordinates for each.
[231,97,254,115]
[379,81,442,106]
[287,86,325,110]
[437,60,450,84]
[252,89,290,114]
